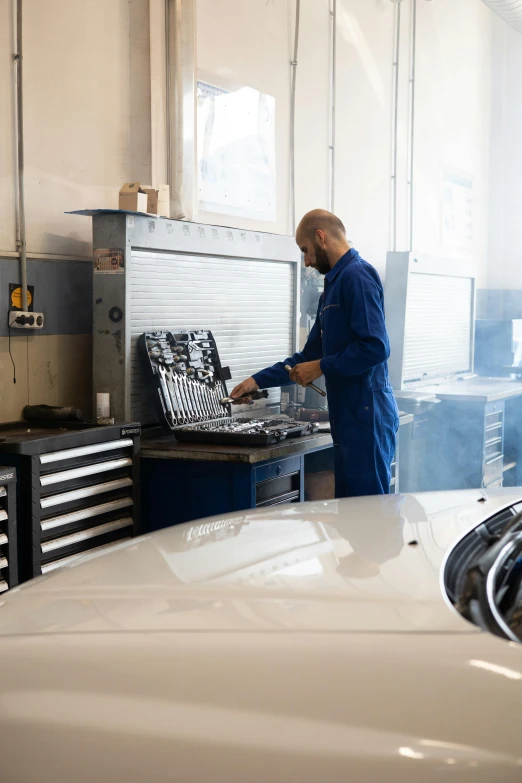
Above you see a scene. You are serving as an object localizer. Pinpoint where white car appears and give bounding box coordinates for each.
[0,488,522,782]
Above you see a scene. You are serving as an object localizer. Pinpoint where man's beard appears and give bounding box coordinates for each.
[312,240,331,275]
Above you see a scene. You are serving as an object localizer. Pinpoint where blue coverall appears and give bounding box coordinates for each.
[253,248,399,498]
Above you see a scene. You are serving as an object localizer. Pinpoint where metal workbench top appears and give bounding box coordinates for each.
[141,432,334,464]
[417,377,522,403]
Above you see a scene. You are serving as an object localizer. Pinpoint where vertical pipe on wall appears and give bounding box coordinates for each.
[390,0,401,252]
[329,0,337,212]
[13,0,28,311]
[289,0,301,236]
[407,0,417,251]
[166,0,196,220]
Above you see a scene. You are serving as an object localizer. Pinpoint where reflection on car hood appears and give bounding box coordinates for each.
[1,488,522,637]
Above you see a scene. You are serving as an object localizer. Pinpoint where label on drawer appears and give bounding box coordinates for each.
[0,471,14,483]
[121,426,140,437]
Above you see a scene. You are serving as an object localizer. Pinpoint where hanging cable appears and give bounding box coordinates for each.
[7,317,16,385]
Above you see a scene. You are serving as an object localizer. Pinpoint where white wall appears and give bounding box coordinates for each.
[0,0,151,259]
[194,0,500,283]
[413,0,493,286]
[0,0,152,423]
[488,16,522,290]
[334,0,396,273]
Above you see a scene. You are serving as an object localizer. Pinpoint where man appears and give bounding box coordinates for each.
[231,209,399,498]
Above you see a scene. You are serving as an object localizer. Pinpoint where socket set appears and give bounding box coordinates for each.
[140,330,314,446]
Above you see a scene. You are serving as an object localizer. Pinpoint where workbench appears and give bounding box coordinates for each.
[141,432,333,531]
[140,413,414,531]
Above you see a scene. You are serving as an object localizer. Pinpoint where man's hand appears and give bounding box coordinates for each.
[230,377,259,404]
[289,360,323,387]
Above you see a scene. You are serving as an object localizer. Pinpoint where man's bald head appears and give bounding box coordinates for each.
[296,209,351,275]
[296,209,346,245]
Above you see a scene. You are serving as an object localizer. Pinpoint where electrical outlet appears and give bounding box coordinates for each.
[8,310,44,329]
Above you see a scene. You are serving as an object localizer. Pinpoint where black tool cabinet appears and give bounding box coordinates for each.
[0,468,18,591]
[0,422,140,582]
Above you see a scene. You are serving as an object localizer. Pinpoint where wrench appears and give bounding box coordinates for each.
[158,365,176,425]
[164,369,181,424]
[180,375,196,422]
[216,385,226,417]
[172,373,188,424]
[204,384,214,419]
[207,386,218,418]
[196,380,209,421]
[176,373,192,423]
[211,386,221,418]
[190,378,205,421]
[186,375,201,422]
[168,369,186,424]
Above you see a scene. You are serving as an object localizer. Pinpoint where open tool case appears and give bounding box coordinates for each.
[139,330,314,446]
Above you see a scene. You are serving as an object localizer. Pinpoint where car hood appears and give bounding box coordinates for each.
[1,487,522,637]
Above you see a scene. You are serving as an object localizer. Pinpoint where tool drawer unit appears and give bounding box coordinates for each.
[0,468,18,591]
[423,399,507,491]
[0,422,140,582]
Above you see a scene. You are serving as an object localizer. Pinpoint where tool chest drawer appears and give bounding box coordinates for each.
[482,402,505,488]
[254,457,303,508]
[0,422,140,582]
[0,468,18,591]
[254,456,302,485]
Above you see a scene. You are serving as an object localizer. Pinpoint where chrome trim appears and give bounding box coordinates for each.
[0,557,8,570]
[41,517,134,554]
[440,493,522,622]
[41,498,134,532]
[0,510,7,522]
[485,536,522,644]
[0,533,8,546]
[40,458,133,487]
[41,537,133,574]
[41,477,133,509]
[40,439,133,465]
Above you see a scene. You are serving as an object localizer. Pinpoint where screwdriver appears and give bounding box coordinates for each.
[284,365,327,397]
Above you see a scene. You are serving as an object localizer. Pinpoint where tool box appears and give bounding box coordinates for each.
[0,468,18,591]
[0,422,140,582]
[139,330,315,446]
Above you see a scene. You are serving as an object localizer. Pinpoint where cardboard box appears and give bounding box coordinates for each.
[157,184,170,218]
[119,183,148,213]
[142,187,158,214]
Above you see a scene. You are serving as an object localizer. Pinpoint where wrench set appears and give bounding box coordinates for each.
[140,330,315,446]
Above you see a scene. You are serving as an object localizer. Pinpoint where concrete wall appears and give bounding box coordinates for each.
[0,0,151,422]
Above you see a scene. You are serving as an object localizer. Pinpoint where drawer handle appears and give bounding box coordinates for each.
[276,466,282,476]
[40,439,134,465]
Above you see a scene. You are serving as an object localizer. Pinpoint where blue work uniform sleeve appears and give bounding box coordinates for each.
[252,296,324,389]
[320,266,389,379]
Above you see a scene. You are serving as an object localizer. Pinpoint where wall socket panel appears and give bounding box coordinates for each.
[8,311,45,329]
